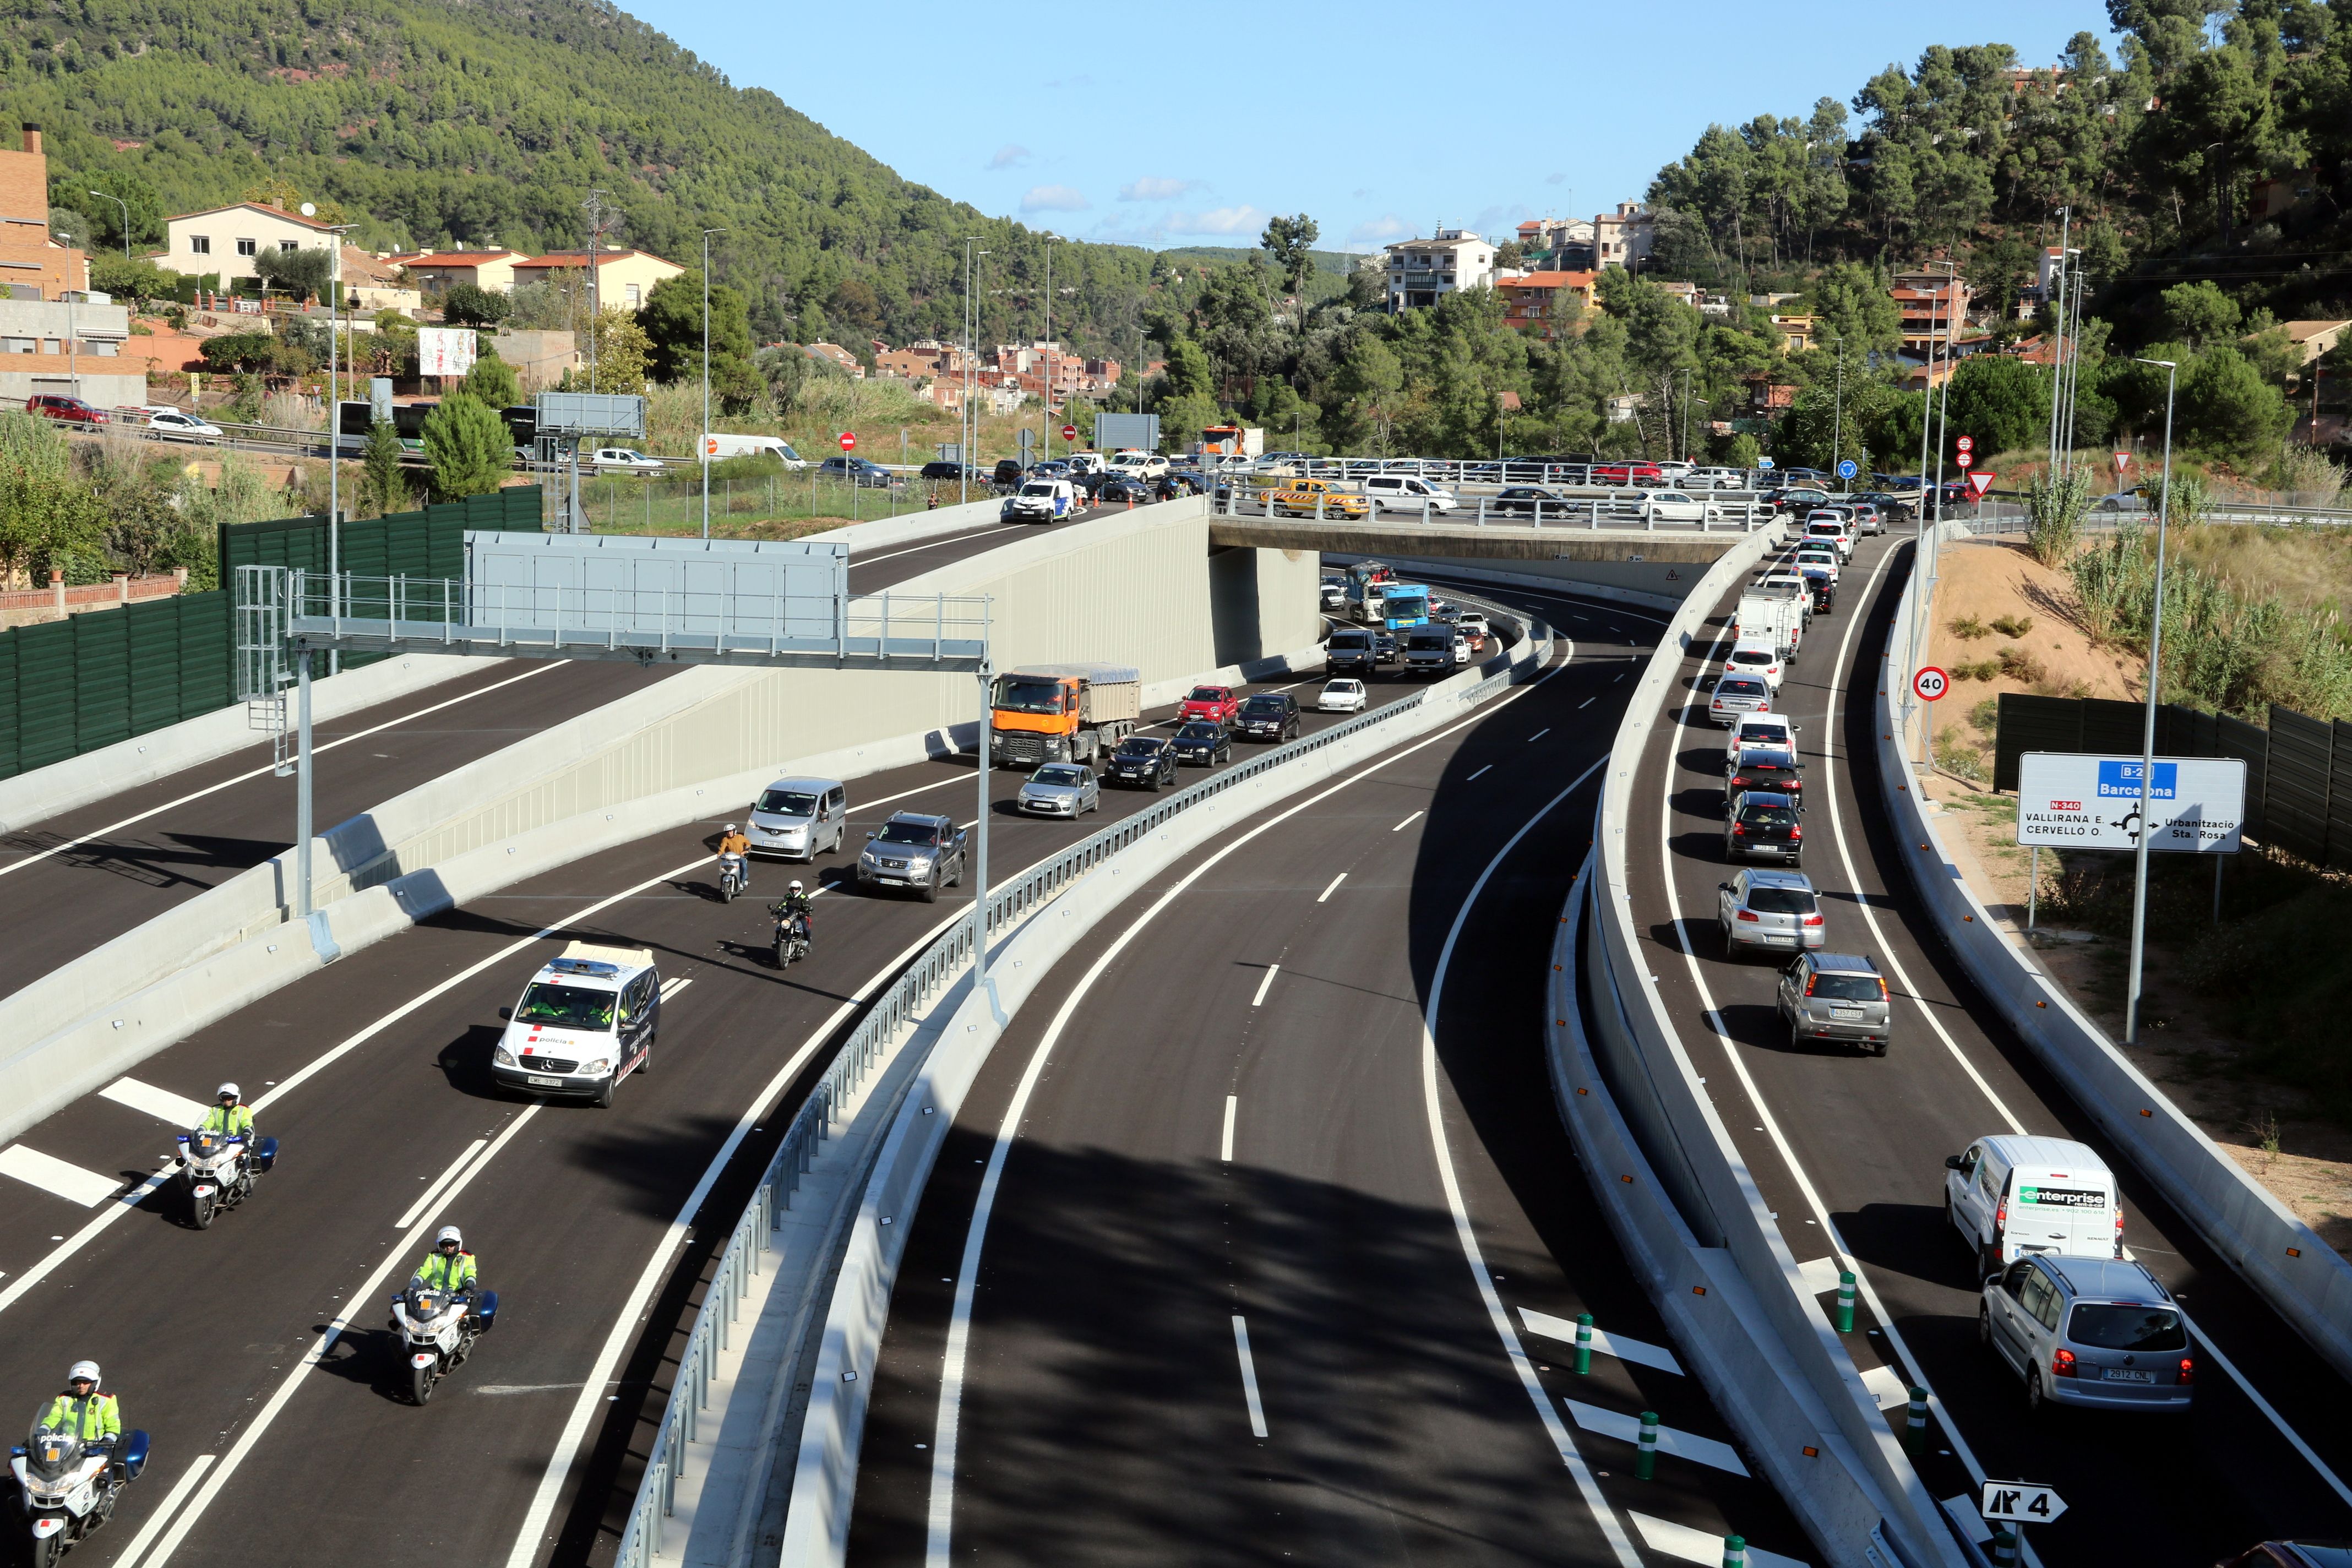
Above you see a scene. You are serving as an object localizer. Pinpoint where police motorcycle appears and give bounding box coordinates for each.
[390,1281,498,1406]
[10,1422,149,1566]
[173,1125,278,1230]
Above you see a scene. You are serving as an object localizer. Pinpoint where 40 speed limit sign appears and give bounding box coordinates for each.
[1913,666,1950,702]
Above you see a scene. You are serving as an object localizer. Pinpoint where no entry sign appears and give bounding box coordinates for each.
[839,431,857,452]
[1061,423,1078,442]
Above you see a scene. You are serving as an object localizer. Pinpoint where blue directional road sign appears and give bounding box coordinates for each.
[1837,459,1859,480]
[1757,456,1776,470]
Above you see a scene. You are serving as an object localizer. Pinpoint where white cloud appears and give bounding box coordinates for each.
[1346,214,1411,246]
[1164,204,1264,236]
[987,145,1032,170]
[1020,184,1092,213]
[1120,176,1205,202]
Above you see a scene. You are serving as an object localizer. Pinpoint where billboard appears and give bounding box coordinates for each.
[2015,752,2246,853]
[464,532,849,643]
[1093,412,1161,454]
[417,327,480,379]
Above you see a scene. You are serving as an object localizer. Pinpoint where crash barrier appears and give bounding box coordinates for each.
[1581,522,1966,1568]
[0,488,540,785]
[805,493,1037,553]
[1553,851,1928,1568]
[1880,535,2352,1385]
[1319,552,1687,613]
[614,616,1551,1568]
[0,497,1321,1144]
[1991,689,2344,869]
[1218,485,1776,532]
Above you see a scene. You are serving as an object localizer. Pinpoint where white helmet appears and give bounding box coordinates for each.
[435,1224,463,1250]
[65,1362,99,1388]
[724,823,738,834]
[788,879,804,894]
[216,1082,241,1102]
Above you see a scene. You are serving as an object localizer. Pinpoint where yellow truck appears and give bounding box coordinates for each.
[1266,477,1369,519]
[987,662,1143,766]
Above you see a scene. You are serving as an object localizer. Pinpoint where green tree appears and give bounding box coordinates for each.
[362,417,409,515]
[88,255,181,308]
[2177,345,2291,465]
[465,349,523,409]
[442,283,510,327]
[252,246,335,303]
[2160,281,2242,349]
[1258,214,1320,297]
[1806,262,1902,360]
[571,306,654,394]
[420,393,511,500]
[635,273,757,410]
[1943,355,2052,458]
[198,332,277,374]
[61,168,164,252]
[1331,334,1406,455]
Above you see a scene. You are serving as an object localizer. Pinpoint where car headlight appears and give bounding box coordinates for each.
[495,1047,517,1066]
[584,1059,611,1075]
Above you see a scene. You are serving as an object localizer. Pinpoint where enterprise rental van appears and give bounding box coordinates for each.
[1945,1134,2122,1275]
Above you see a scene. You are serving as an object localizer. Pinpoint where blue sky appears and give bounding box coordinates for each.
[627,0,2120,253]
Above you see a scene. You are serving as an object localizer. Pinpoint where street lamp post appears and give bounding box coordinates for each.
[1042,234,1059,461]
[1828,331,1846,492]
[700,227,726,541]
[2044,208,2070,473]
[2124,357,2179,1045]
[87,190,129,261]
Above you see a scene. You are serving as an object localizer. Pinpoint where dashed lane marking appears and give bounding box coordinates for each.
[1562,1401,1750,1476]
[1232,1315,1269,1438]
[0,1144,123,1207]
[1221,1097,1237,1163]
[1250,964,1280,1008]
[1316,873,1346,903]
[1391,810,1423,833]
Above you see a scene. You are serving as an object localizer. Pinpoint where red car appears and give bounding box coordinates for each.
[1177,684,1240,727]
[1590,460,1662,486]
[26,393,107,426]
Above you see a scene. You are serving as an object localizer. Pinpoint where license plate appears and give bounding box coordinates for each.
[1763,934,1794,945]
[1831,1006,1863,1019]
[2102,1368,2155,1383]
[527,1074,564,1087]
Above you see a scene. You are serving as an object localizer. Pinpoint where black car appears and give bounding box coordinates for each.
[992,458,1025,486]
[919,460,984,482]
[819,455,896,488]
[1235,692,1301,743]
[1491,486,1567,518]
[1800,567,1835,613]
[1171,720,1232,767]
[1726,790,1803,864]
[1374,631,1400,663]
[1766,486,1831,515]
[1098,475,1151,504]
[1106,734,1180,790]
[1727,747,1805,803]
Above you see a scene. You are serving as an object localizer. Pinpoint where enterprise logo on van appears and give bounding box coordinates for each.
[2019,1184,2105,1208]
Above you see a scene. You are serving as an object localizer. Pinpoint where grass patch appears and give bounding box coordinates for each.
[1991,613,2034,638]
[1952,658,2006,681]
[1950,614,1990,640]
[1995,647,2046,683]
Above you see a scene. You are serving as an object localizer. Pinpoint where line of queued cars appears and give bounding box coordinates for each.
[1017,683,1309,812]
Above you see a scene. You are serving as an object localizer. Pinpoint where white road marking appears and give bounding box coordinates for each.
[1316,873,1346,903]
[1221,1096,1237,1162]
[1466,764,1492,781]
[107,1453,215,1568]
[1860,1364,1910,1411]
[1391,811,1422,832]
[0,663,557,879]
[1518,1307,1684,1375]
[394,1139,489,1230]
[1527,727,1551,742]
[2178,1309,2352,1509]
[1940,1494,1994,1544]
[0,1144,120,1207]
[658,976,693,1000]
[926,675,1571,1567]
[99,1077,213,1130]
[1563,1401,1749,1476]
[1578,697,1596,709]
[1794,1256,1843,1295]
[1250,964,1280,1008]
[1231,1315,1270,1438]
[127,1105,546,1568]
[1631,1510,1808,1568]
[1416,754,1637,1566]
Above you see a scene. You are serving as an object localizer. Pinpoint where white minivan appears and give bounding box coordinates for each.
[1946,1135,2122,1276]
[1361,473,1460,513]
[494,943,661,1108]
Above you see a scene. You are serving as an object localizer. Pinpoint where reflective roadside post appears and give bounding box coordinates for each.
[2123,357,2179,1045]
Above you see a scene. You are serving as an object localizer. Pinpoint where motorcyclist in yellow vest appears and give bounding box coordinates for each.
[198,1082,254,1141]
[31,1362,119,1448]
[411,1225,479,1299]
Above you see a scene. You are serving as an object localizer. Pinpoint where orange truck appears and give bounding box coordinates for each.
[987,662,1143,766]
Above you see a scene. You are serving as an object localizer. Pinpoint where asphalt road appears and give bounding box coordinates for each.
[1623,532,2352,1564]
[843,586,1815,1568]
[0,639,1444,1568]
[0,510,1104,1004]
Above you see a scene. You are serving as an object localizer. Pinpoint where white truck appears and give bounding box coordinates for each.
[1733,587,1804,665]
[700,433,806,469]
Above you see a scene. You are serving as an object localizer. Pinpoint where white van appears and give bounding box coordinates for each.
[1361,474,1460,513]
[494,943,661,1108]
[702,433,806,469]
[1945,1135,2122,1275]
[748,776,847,861]
[1001,477,1076,522]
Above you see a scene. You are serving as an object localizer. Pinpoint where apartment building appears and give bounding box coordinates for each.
[1494,270,1599,341]
[0,125,139,408]
[163,200,340,286]
[1889,272,1974,353]
[1592,202,1655,269]
[1382,229,1498,313]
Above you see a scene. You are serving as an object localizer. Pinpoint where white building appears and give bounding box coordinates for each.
[1593,202,1656,269]
[1382,230,1497,313]
[162,202,342,287]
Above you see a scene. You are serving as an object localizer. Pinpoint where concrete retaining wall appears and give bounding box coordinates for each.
[1877,530,2352,1382]
[1578,519,1966,1568]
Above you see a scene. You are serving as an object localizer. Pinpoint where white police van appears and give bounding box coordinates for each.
[493,943,661,1108]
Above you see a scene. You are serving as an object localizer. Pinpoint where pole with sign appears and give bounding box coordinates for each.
[2114,450,2132,494]
[1980,1479,2066,1562]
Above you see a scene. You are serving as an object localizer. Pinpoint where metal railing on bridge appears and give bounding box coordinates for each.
[1213,481,1777,532]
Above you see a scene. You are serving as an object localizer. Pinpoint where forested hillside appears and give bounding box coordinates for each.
[7,0,1211,356]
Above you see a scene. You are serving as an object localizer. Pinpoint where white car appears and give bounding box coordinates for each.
[1317,677,1368,712]
[143,409,224,441]
[1642,489,1723,524]
[1725,712,1798,767]
[1685,466,1750,490]
[1790,544,1842,585]
[590,447,667,475]
[1361,474,1461,513]
[1725,640,1785,692]
[1107,450,1169,480]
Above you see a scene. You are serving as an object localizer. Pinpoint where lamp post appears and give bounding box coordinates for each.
[960,237,984,505]
[2044,208,2070,473]
[700,227,726,541]
[87,190,129,261]
[1042,233,1060,460]
[1828,330,1847,492]
[2124,356,2179,1045]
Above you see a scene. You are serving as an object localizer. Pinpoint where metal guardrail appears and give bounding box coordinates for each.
[1213,484,1776,532]
[611,620,1544,1568]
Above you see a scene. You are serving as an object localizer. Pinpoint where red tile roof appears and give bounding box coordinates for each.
[398,249,526,268]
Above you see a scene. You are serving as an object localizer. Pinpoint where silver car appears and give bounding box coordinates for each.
[1717,869,1824,957]
[1776,951,1890,1054]
[1016,762,1101,818]
[1981,1255,2193,1413]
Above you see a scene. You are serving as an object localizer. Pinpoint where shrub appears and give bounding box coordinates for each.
[1991,614,2034,638]
[1996,647,2046,683]
[1950,614,1990,640]
[2026,465,2090,567]
[1938,729,1987,781]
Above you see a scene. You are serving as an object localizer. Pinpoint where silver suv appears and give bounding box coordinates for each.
[1717,869,1824,957]
[857,812,968,903]
[1980,1255,2193,1413]
[1776,951,1890,1054]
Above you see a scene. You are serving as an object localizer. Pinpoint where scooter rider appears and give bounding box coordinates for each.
[31,1363,118,1449]
[769,880,814,945]
[411,1225,480,1302]
[717,823,751,891]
